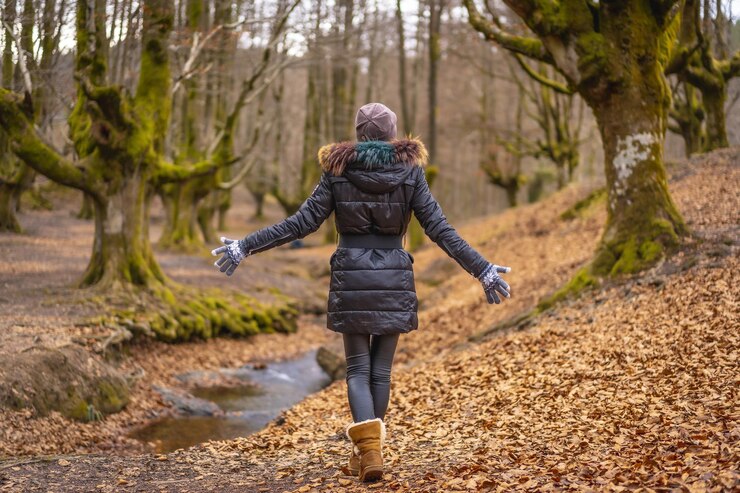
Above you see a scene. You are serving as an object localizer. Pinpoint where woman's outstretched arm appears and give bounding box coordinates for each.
[409,166,511,303]
[212,171,334,276]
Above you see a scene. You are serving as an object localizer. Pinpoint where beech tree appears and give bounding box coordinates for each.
[672,0,739,150]
[0,0,62,232]
[158,0,296,251]
[0,0,296,340]
[464,0,689,278]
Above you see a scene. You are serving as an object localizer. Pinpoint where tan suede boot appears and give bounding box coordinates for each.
[347,443,360,476]
[346,418,385,482]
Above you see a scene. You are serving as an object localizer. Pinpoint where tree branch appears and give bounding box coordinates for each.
[2,20,33,94]
[721,50,740,79]
[684,63,721,90]
[463,0,554,64]
[664,38,702,75]
[172,27,224,95]
[513,54,574,94]
[152,155,240,185]
[650,0,683,26]
[0,89,95,195]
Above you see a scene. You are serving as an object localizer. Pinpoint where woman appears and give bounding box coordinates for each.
[211,102,511,483]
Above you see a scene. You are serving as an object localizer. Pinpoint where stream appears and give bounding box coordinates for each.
[128,349,332,453]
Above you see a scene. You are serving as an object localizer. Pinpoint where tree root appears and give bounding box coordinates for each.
[86,284,298,342]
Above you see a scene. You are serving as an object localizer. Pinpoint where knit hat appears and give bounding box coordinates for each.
[355,102,398,142]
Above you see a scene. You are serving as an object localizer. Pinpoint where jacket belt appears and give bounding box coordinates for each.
[338,233,403,249]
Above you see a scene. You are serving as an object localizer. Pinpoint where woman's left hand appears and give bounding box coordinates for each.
[211,237,248,277]
[477,263,511,304]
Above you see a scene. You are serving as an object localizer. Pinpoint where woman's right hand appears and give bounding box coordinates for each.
[477,263,511,304]
[211,237,249,277]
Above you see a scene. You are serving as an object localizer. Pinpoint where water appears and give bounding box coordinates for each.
[128,349,332,453]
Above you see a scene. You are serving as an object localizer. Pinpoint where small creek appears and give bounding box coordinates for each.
[129,349,332,453]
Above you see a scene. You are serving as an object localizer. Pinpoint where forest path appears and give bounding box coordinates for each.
[1,149,738,492]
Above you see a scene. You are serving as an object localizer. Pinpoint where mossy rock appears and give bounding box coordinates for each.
[0,344,130,421]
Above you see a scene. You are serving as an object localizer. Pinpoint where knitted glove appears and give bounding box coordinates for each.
[211,236,249,277]
[477,263,511,304]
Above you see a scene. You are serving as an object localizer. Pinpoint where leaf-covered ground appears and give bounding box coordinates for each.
[1,149,738,492]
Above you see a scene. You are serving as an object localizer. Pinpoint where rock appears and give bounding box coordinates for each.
[152,386,222,416]
[0,344,129,421]
[316,345,346,381]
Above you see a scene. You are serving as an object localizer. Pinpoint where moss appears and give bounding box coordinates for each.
[536,267,599,312]
[560,187,606,220]
[594,214,683,277]
[66,398,90,421]
[89,284,297,343]
[94,380,129,414]
[575,32,610,85]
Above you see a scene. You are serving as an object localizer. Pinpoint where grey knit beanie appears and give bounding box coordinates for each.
[355,102,398,142]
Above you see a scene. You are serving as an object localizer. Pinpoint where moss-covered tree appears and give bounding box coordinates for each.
[159,0,297,251]
[0,0,57,232]
[465,0,689,277]
[668,79,705,156]
[0,0,296,340]
[673,0,739,150]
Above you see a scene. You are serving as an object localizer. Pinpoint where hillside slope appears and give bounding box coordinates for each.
[1,148,737,492]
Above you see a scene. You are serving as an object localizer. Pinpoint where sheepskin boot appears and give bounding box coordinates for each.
[345,418,385,482]
[347,442,360,476]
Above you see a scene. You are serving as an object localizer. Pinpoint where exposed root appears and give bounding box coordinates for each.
[85,284,298,342]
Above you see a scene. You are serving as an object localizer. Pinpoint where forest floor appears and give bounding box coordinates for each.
[0,148,737,492]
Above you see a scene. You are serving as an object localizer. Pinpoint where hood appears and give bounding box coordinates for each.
[318,138,428,194]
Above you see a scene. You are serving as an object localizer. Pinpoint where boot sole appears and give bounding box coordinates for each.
[360,466,383,482]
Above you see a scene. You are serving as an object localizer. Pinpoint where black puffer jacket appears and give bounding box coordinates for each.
[240,138,489,335]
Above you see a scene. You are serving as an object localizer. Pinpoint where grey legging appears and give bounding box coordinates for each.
[343,333,400,422]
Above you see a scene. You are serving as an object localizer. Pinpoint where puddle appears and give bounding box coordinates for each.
[129,349,332,453]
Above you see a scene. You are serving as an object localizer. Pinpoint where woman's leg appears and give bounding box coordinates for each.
[369,333,400,420]
[343,333,375,422]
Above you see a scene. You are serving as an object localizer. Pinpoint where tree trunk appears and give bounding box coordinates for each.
[395,0,412,135]
[669,80,704,157]
[702,89,729,150]
[427,0,444,165]
[82,173,165,288]
[591,91,687,276]
[197,202,216,244]
[0,182,22,232]
[505,183,518,208]
[251,191,265,219]
[158,181,209,251]
[78,193,95,219]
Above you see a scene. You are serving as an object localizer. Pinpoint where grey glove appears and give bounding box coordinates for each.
[211,236,248,277]
[478,263,511,304]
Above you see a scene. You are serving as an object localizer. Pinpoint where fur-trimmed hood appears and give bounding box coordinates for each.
[319,138,428,176]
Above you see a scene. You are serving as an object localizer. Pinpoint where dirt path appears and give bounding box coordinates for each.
[1,149,738,492]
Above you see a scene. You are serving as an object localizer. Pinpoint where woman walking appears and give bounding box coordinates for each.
[211,102,512,482]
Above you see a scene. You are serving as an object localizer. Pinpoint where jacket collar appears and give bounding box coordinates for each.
[318,138,428,176]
